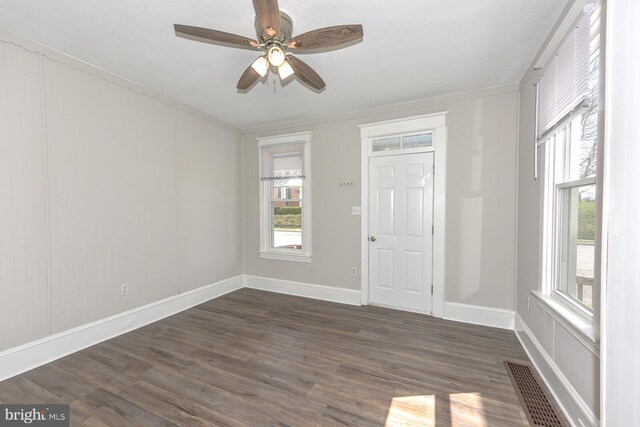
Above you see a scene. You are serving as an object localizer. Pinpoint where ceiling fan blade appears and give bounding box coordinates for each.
[286,55,326,90]
[287,25,363,52]
[174,24,259,50]
[253,0,281,37]
[237,61,262,91]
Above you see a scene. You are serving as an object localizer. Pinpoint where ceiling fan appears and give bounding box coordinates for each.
[174,0,363,92]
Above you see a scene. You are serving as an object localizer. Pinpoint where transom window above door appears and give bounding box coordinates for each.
[370,132,433,155]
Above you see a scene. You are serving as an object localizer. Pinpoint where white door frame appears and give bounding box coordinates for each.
[359,112,448,318]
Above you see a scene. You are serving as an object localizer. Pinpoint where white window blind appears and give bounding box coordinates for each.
[260,142,305,181]
[538,6,598,137]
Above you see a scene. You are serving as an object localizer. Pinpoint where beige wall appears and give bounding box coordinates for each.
[177,111,243,291]
[0,35,242,350]
[0,40,49,350]
[243,84,519,310]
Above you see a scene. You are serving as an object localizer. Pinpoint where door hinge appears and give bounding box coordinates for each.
[432,224,434,235]
[431,285,434,295]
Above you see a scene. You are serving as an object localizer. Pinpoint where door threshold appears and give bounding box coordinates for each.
[367,302,432,316]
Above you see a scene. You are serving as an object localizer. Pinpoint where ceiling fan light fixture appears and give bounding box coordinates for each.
[278,60,294,79]
[175,1,363,92]
[267,46,285,67]
[251,56,269,77]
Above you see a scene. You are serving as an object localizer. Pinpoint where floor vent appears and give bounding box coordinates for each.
[504,361,569,427]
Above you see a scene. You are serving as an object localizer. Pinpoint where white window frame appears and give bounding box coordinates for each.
[258,131,312,263]
[540,111,596,322]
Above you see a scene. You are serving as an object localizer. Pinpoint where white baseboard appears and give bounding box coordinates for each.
[515,314,599,427]
[443,301,515,329]
[0,275,244,382]
[244,275,362,306]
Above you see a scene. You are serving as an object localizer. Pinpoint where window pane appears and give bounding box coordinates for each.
[372,137,401,152]
[579,40,600,180]
[272,183,302,200]
[272,201,302,249]
[553,127,568,182]
[261,143,305,179]
[557,184,596,309]
[564,112,598,181]
[402,133,433,149]
[273,152,302,177]
[577,101,598,179]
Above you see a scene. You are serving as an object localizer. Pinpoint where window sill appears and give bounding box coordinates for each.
[531,290,599,354]
[259,250,312,263]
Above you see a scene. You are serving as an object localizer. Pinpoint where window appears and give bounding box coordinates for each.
[539,3,601,316]
[258,132,311,262]
[371,132,433,154]
[544,114,597,313]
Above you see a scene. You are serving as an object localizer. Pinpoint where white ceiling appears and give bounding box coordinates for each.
[0,0,566,130]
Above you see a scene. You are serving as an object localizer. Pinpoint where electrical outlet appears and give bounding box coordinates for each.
[121,283,129,296]
[352,206,361,216]
[351,267,357,276]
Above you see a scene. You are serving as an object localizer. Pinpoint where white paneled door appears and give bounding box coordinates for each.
[369,153,434,312]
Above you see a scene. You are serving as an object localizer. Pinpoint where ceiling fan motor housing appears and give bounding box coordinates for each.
[255,11,293,44]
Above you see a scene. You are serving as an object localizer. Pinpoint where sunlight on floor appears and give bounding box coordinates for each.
[449,392,487,427]
[385,393,487,427]
[385,395,436,427]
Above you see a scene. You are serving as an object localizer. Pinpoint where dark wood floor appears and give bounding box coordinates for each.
[0,289,530,426]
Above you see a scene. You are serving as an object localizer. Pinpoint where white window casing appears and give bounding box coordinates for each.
[258,131,312,263]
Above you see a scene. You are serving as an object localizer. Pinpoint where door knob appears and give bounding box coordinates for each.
[370,236,376,242]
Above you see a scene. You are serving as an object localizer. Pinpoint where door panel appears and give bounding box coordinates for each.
[405,251,423,292]
[369,153,434,312]
[406,163,424,178]
[406,187,424,236]
[377,249,395,289]
[377,188,395,235]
